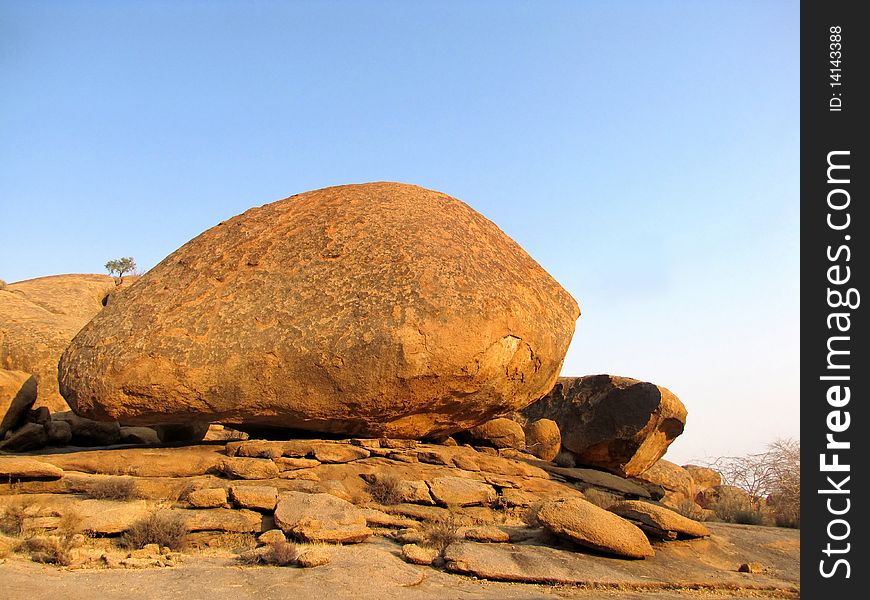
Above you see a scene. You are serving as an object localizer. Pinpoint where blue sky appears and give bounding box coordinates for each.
[1,1,799,463]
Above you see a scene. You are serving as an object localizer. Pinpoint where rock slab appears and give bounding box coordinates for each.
[537,497,654,559]
[274,491,371,543]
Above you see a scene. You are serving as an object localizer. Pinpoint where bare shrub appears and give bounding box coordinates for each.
[701,437,799,528]
[673,498,705,521]
[84,477,138,501]
[367,473,403,505]
[238,541,299,566]
[57,510,83,536]
[18,535,75,566]
[709,488,772,526]
[0,499,30,536]
[270,541,300,565]
[121,510,188,550]
[420,514,460,553]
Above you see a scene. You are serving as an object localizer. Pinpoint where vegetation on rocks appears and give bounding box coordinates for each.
[121,510,189,550]
[104,257,137,284]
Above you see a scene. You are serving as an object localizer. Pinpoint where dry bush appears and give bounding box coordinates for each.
[18,535,75,566]
[121,510,188,550]
[710,488,772,526]
[702,437,799,528]
[238,541,299,566]
[367,473,403,505]
[57,510,83,536]
[673,498,706,521]
[0,499,31,537]
[420,514,460,553]
[84,477,138,501]
[582,488,620,510]
[269,541,300,566]
[0,279,7,290]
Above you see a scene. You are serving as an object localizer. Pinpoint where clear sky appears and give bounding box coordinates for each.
[1,1,799,464]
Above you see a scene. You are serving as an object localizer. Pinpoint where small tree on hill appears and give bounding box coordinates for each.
[105,257,137,285]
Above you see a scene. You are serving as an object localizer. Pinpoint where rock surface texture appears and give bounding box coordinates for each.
[536,497,654,559]
[59,183,579,437]
[0,369,37,437]
[0,274,121,411]
[521,375,687,477]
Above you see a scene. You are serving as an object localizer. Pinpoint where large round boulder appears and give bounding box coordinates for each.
[521,375,686,477]
[59,183,580,438]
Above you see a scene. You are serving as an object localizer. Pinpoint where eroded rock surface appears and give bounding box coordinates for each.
[0,274,121,411]
[59,183,579,437]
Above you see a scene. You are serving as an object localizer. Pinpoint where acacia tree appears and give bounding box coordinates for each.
[703,437,800,526]
[105,257,137,284]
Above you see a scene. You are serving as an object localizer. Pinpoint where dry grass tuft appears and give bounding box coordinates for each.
[83,477,138,501]
[17,535,76,566]
[238,541,299,566]
[367,473,403,505]
[0,499,31,537]
[710,489,772,526]
[120,510,188,550]
[420,514,460,554]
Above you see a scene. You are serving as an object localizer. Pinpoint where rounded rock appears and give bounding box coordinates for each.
[59,183,579,438]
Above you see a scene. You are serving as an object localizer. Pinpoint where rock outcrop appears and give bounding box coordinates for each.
[521,375,686,477]
[635,459,697,508]
[683,464,722,491]
[59,183,579,437]
[0,274,121,412]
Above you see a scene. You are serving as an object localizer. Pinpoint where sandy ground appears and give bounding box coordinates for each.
[0,526,799,600]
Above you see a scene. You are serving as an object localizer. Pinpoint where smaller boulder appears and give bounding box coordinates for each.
[219,457,280,480]
[608,500,710,539]
[0,422,48,451]
[738,562,764,573]
[119,426,161,445]
[274,491,371,544]
[462,418,525,450]
[296,547,330,568]
[45,419,72,446]
[523,419,561,461]
[427,477,497,507]
[402,543,439,565]
[258,529,287,545]
[537,497,654,559]
[0,370,37,437]
[53,412,121,446]
[231,485,279,511]
[464,526,510,543]
[187,488,228,508]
